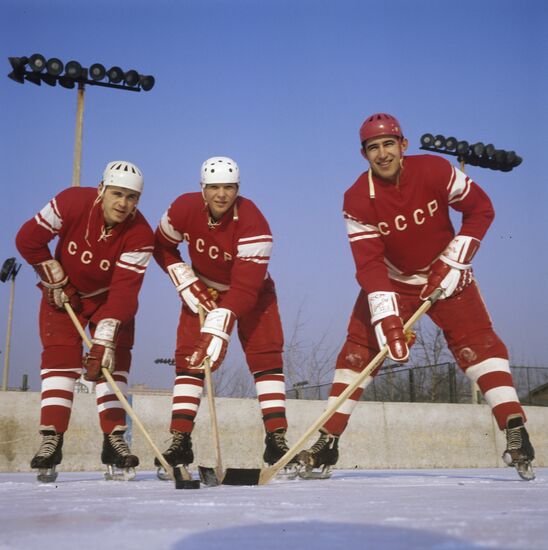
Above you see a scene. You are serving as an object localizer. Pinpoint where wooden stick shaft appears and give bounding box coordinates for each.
[199,306,224,481]
[259,293,440,484]
[64,303,178,480]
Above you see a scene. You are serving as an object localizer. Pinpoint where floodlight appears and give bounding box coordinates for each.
[420,133,434,147]
[139,74,155,91]
[471,142,485,156]
[124,70,139,87]
[445,137,457,151]
[24,72,42,86]
[41,74,58,86]
[484,143,496,157]
[29,53,46,72]
[107,66,123,83]
[89,63,106,81]
[46,58,64,76]
[7,56,28,84]
[433,135,445,149]
[456,141,469,155]
[58,76,76,89]
[65,60,83,79]
[0,258,17,283]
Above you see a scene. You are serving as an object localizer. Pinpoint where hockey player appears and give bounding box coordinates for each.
[154,156,295,476]
[16,161,154,482]
[298,113,535,480]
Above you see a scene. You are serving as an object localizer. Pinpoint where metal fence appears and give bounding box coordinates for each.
[286,364,548,406]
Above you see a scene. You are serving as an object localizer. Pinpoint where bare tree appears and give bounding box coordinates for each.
[283,307,340,397]
[409,318,453,367]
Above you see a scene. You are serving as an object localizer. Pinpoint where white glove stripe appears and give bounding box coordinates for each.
[201,327,230,341]
[368,291,399,324]
[168,262,198,290]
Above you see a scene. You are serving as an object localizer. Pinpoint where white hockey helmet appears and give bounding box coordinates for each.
[102,161,144,194]
[200,157,240,185]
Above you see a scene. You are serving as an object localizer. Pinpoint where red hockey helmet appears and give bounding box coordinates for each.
[359,113,403,145]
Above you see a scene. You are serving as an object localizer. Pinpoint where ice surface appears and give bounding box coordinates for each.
[0,468,546,550]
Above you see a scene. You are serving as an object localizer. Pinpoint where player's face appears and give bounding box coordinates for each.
[202,183,239,220]
[100,185,140,226]
[363,136,408,182]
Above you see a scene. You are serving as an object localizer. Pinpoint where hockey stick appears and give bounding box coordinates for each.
[196,305,224,486]
[225,289,443,485]
[64,302,197,487]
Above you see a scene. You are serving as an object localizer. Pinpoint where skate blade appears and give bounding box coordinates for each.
[104,465,136,481]
[198,466,220,487]
[297,465,332,480]
[502,452,536,481]
[516,461,536,481]
[156,466,171,481]
[36,468,58,483]
[273,464,299,480]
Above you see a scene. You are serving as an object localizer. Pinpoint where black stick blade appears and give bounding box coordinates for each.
[222,468,262,485]
[174,465,201,489]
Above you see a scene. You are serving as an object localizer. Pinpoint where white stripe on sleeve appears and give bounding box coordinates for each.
[448,166,471,204]
[237,240,272,259]
[35,198,63,234]
[159,211,184,243]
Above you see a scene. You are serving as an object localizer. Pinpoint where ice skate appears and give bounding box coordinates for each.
[155,431,193,481]
[263,428,298,479]
[297,430,339,480]
[101,425,139,481]
[31,426,63,483]
[502,415,535,481]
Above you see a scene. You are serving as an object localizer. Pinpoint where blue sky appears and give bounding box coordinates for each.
[1,0,547,392]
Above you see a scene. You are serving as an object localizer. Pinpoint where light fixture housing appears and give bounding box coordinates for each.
[29,53,46,72]
[139,74,155,91]
[65,60,83,79]
[89,63,106,81]
[123,69,139,87]
[107,66,124,84]
[46,57,64,76]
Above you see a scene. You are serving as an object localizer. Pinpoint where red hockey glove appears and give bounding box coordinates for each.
[83,318,121,381]
[188,308,236,372]
[368,291,410,362]
[167,262,217,314]
[33,259,83,312]
[420,236,480,300]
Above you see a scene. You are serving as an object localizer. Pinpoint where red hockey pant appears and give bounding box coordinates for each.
[324,280,524,435]
[169,283,287,433]
[38,296,134,434]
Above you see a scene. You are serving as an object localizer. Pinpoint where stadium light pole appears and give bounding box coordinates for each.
[7,55,155,186]
[1,258,21,391]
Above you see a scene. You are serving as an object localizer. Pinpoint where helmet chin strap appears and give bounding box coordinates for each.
[368,156,405,199]
[368,169,376,199]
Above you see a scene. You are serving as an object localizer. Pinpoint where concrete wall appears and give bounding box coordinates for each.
[0,392,546,472]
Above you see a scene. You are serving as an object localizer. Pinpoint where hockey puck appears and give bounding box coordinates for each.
[175,479,201,490]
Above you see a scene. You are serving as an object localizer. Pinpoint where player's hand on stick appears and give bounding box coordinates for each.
[368,291,410,362]
[420,235,479,300]
[188,308,236,372]
[167,262,217,313]
[33,259,82,312]
[83,318,121,381]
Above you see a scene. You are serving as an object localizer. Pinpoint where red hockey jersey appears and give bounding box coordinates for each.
[16,187,154,323]
[344,154,494,293]
[154,193,273,318]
